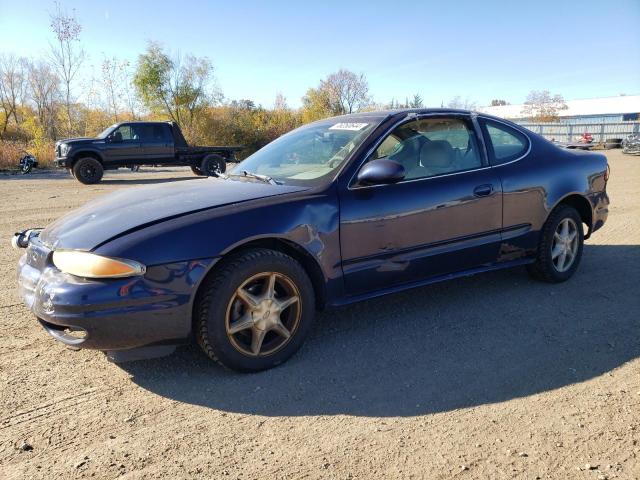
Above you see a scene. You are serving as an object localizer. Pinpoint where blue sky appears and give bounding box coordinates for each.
[1,0,639,108]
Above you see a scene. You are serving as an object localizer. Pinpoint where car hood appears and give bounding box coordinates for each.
[39,178,308,250]
[56,137,97,146]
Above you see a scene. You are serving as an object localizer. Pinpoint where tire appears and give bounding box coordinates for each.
[527,205,584,283]
[67,168,75,178]
[73,157,104,184]
[604,138,622,150]
[200,154,226,177]
[195,248,315,372]
[190,165,205,176]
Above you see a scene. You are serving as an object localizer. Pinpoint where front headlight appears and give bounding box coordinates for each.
[52,251,146,279]
[60,143,69,156]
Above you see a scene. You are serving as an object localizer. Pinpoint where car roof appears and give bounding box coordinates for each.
[315,108,482,125]
[115,121,172,125]
[336,108,473,118]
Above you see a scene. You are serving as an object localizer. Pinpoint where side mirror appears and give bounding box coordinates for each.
[356,158,405,186]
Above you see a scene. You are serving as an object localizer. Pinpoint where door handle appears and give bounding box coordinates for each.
[473,184,493,197]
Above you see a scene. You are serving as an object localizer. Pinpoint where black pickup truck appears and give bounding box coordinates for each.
[54,121,242,184]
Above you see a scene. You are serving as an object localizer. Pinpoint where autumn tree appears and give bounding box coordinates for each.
[301,86,333,122]
[49,2,85,135]
[0,54,27,138]
[301,69,371,122]
[521,90,568,122]
[101,56,134,122]
[273,92,287,111]
[26,59,60,139]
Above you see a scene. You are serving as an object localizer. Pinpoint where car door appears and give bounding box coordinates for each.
[105,124,142,163]
[140,124,175,162]
[338,114,503,295]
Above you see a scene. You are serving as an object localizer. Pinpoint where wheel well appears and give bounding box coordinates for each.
[557,194,593,237]
[71,151,103,167]
[196,238,327,312]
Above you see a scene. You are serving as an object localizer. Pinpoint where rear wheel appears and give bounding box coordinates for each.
[195,248,315,372]
[527,205,584,283]
[72,157,104,184]
[190,165,205,176]
[200,154,226,177]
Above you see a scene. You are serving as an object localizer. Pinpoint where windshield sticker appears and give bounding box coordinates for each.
[329,122,369,131]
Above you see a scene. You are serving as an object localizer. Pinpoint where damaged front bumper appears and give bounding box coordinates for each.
[622,135,640,155]
[15,232,215,360]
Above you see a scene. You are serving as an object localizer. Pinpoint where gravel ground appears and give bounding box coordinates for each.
[0,153,638,479]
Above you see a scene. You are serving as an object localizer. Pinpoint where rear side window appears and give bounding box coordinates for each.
[481,119,528,165]
[159,124,173,142]
[370,117,482,181]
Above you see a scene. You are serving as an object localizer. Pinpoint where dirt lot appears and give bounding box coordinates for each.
[0,152,638,479]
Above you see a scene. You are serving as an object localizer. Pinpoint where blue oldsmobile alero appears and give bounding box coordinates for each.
[13,109,610,371]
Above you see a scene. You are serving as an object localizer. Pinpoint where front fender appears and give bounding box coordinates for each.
[94,185,342,301]
[71,148,105,163]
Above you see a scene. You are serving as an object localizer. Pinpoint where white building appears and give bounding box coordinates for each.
[479,95,640,124]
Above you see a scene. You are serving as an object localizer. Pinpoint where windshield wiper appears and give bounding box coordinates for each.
[229,170,280,185]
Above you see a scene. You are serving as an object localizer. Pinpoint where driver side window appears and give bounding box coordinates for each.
[372,117,482,180]
[113,125,134,141]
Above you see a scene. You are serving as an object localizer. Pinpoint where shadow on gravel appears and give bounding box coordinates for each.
[0,168,197,185]
[99,176,200,185]
[123,244,640,417]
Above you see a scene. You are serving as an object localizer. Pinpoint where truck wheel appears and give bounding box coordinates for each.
[195,248,315,372]
[190,166,205,176]
[73,157,104,184]
[200,154,226,177]
[527,205,584,283]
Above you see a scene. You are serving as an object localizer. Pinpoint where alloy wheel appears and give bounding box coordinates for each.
[551,218,579,272]
[225,272,301,357]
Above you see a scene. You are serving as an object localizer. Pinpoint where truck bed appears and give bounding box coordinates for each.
[176,145,244,154]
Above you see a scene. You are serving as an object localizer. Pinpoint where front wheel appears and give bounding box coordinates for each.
[73,157,104,184]
[527,205,584,283]
[195,249,315,372]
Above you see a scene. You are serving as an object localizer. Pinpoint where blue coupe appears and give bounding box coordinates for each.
[14,109,610,371]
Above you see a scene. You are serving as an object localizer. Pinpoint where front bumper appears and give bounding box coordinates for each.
[54,156,71,168]
[17,236,215,351]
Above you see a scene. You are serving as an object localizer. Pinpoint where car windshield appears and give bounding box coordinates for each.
[229,118,382,186]
[97,124,118,139]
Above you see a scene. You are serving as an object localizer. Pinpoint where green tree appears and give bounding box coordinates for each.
[409,93,423,108]
[133,42,219,137]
